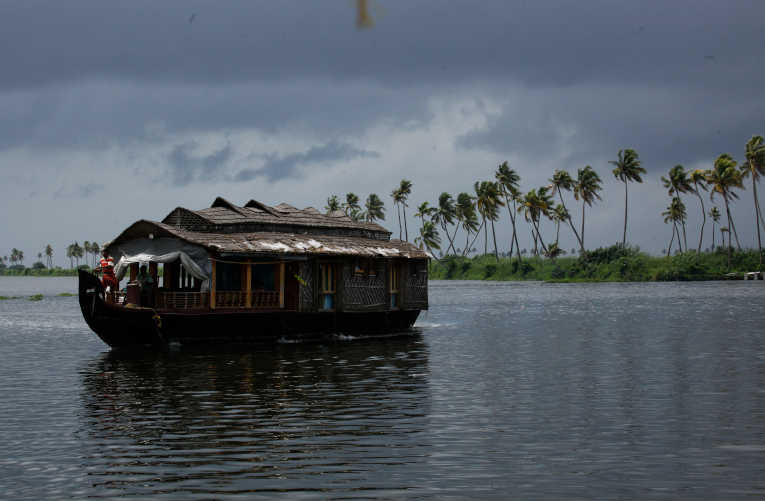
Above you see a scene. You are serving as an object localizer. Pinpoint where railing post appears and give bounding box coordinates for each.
[210,259,216,310]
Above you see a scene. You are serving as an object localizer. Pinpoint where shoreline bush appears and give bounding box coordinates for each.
[429,245,761,282]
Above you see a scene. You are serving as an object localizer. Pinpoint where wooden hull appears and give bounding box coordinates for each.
[78,270,420,348]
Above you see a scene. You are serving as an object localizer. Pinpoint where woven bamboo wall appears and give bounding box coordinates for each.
[341,260,387,311]
[403,259,428,310]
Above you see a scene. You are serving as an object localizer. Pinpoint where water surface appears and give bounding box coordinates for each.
[0,279,763,499]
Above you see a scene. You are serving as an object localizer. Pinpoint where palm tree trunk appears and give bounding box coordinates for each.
[468,220,485,256]
[491,220,499,261]
[729,210,742,250]
[622,180,628,246]
[695,187,705,255]
[483,216,488,256]
[396,203,402,240]
[581,201,586,253]
[724,194,733,269]
[441,222,457,256]
[681,220,688,253]
[558,193,583,248]
[667,224,676,257]
[463,230,471,257]
[711,221,715,250]
[511,199,522,261]
[403,206,409,242]
[754,179,763,268]
[530,227,538,255]
[533,219,548,253]
[555,220,560,245]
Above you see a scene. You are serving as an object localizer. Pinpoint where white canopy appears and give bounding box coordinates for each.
[110,237,211,290]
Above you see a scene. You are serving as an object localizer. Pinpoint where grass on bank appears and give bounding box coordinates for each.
[429,245,763,282]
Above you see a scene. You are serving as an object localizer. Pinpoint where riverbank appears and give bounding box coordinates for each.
[429,245,763,282]
[0,267,80,277]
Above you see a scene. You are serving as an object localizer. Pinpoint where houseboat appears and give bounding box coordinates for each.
[78,197,430,348]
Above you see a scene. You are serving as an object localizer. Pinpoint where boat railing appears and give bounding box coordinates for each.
[157,291,210,310]
[215,290,280,309]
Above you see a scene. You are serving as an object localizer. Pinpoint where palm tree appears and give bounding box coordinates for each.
[455,192,479,257]
[709,206,721,250]
[45,244,53,268]
[391,187,404,240]
[474,181,504,260]
[432,193,457,255]
[573,166,603,252]
[83,241,91,268]
[363,194,386,223]
[518,187,552,255]
[495,161,522,260]
[661,165,692,250]
[610,148,646,246]
[414,221,441,255]
[552,204,569,245]
[397,179,412,241]
[742,135,765,267]
[414,201,436,244]
[90,242,100,267]
[324,195,341,213]
[689,169,708,255]
[707,153,744,268]
[549,169,583,248]
[66,244,74,269]
[662,197,686,256]
[72,242,83,268]
[343,193,362,221]
[544,242,565,260]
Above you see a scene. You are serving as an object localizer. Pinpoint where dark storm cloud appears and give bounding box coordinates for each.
[0,81,431,152]
[235,142,380,182]
[167,142,232,186]
[457,84,765,173]
[1,0,762,91]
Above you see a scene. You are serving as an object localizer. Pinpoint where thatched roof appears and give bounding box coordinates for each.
[162,197,390,239]
[106,220,429,260]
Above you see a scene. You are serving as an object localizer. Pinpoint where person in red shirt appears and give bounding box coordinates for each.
[97,249,118,292]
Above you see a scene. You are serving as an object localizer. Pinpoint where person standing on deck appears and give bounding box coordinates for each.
[96,249,118,292]
[137,264,155,307]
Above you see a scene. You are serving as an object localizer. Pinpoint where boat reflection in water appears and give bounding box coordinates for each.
[78,334,430,498]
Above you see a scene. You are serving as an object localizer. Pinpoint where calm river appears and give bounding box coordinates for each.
[0,278,764,500]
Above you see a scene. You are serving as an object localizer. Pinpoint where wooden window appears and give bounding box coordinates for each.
[389,263,400,309]
[320,263,336,310]
[353,259,366,276]
[368,259,377,277]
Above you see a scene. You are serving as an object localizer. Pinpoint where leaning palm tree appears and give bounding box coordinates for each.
[549,169,583,248]
[610,148,646,246]
[661,165,692,250]
[518,187,552,255]
[432,192,457,255]
[414,201,436,244]
[324,195,341,213]
[474,181,504,260]
[391,187,404,239]
[707,154,744,268]
[709,206,721,250]
[689,169,708,255]
[495,161,522,260]
[662,197,686,256]
[552,204,569,246]
[414,221,441,255]
[455,193,479,257]
[573,166,603,252]
[397,179,413,241]
[363,193,386,223]
[741,135,765,267]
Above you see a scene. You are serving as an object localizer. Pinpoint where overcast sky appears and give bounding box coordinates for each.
[1,0,764,265]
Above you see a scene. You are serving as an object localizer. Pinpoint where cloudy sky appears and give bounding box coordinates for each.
[2,0,764,265]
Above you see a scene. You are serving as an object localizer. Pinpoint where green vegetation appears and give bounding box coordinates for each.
[27,294,44,301]
[0,295,21,300]
[58,292,76,297]
[0,267,82,276]
[430,244,762,282]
